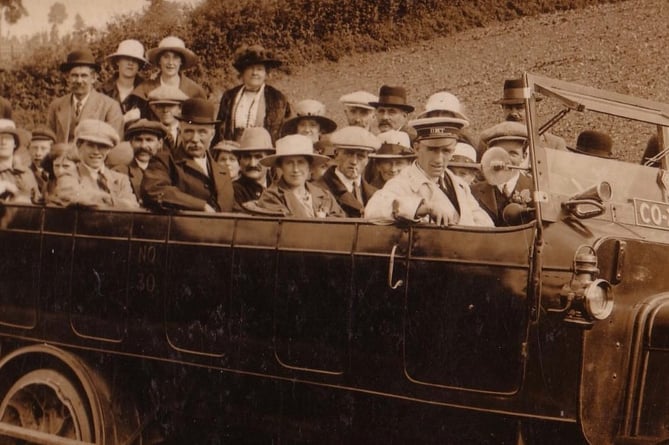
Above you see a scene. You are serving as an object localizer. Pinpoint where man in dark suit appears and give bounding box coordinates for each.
[141,99,235,212]
[47,48,124,143]
[113,119,167,203]
[471,121,535,226]
[316,126,381,217]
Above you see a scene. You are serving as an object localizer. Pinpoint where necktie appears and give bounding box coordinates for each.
[97,171,111,194]
[353,182,362,204]
[74,100,82,119]
[502,183,510,198]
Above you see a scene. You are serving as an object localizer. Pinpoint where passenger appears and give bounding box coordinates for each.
[0,119,39,203]
[211,140,241,181]
[100,39,148,124]
[567,130,616,159]
[113,119,167,203]
[493,77,566,151]
[471,122,534,226]
[315,126,380,217]
[243,134,345,218]
[132,36,206,118]
[47,48,124,143]
[365,117,493,227]
[339,90,378,131]
[370,85,416,141]
[0,96,11,119]
[230,127,276,205]
[52,119,139,209]
[40,142,71,201]
[141,98,235,213]
[215,44,290,144]
[27,126,57,196]
[146,85,189,152]
[369,130,415,189]
[280,99,337,143]
[447,142,479,186]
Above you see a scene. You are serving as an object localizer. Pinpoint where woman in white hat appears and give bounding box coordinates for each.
[369,130,416,188]
[244,134,344,218]
[101,39,149,123]
[132,36,206,119]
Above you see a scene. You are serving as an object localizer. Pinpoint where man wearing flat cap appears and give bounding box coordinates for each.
[315,126,380,217]
[471,121,535,226]
[215,44,291,144]
[0,119,39,202]
[339,90,378,131]
[142,98,235,213]
[370,85,417,141]
[113,119,167,202]
[47,48,124,144]
[147,85,190,152]
[493,77,566,152]
[365,117,493,227]
[27,126,57,195]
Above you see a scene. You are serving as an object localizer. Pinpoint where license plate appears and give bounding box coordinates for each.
[634,198,669,230]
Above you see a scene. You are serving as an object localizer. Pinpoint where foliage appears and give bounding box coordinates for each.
[0,0,26,25]
[47,2,66,26]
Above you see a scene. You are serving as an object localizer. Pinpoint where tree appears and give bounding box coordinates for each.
[73,13,84,32]
[0,0,28,38]
[48,2,67,42]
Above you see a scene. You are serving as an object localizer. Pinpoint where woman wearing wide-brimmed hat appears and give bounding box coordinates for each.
[214,44,291,145]
[243,134,344,218]
[132,36,207,119]
[100,39,149,122]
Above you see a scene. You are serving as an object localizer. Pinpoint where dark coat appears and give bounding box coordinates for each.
[233,174,266,205]
[100,75,145,114]
[0,96,11,119]
[141,149,234,212]
[214,84,290,144]
[470,173,534,226]
[315,166,377,218]
[112,158,144,203]
[131,75,207,119]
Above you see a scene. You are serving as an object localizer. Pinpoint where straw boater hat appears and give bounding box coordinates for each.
[339,91,378,110]
[568,130,616,159]
[370,130,416,159]
[175,99,220,125]
[281,100,337,135]
[418,91,470,123]
[60,48,100,72]
[493,78,542,105]
[329,126,381,152]
[0,119,21,148]
[369,85,415,112]
[233,127,275,153]
[260,134,330,167]
[409,117,464,146]
[232,44,282,73]
[106,39,149,66]
[146,36,198,70]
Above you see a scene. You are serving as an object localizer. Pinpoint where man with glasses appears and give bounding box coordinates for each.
[365,117,493,227]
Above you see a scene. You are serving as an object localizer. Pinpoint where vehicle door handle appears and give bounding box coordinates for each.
[388,244,404,290]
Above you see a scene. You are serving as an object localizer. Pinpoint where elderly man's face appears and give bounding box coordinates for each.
[68,66,96,99]
[502,103,526,123]
[238,151,269,181]
[29,140,52,168]
[376,106,407,132]
[335,148,368,180]
[131,132,163,163]
[279,155,310,189]
[416,138,456,181]
[78,139,112,170]
[241,64,267,91]
[0,134,15,161]
[344,106,375,130]
[180,122,214,159]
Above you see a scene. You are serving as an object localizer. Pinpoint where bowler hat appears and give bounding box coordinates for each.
[233,44,282,72]
[261,134,330,167]
[0,119,21,148]
[369,85,414,113]
[409,117,463,146]
[106,39,149,66]
[74,119,120,147]
[125,119,168,140]
[60,48,101,72]
[568,130,615,158]
[493,78,542,105]
[330,126,381,152]
[175,99,220,125]
[281,100,337,136]
[146,36,198,70]
[30,126,56,143]
[370,130,415,159]
[234,127,275,153]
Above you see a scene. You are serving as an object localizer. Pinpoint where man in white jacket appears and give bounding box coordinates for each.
[365,117,493,227]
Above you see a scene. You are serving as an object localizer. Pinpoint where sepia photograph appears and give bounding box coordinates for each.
[0,0,668,443]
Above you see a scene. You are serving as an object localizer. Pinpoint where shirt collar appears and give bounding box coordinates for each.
[334,168,360,193]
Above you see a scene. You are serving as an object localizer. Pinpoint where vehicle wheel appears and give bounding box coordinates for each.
[0,368,96,443]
